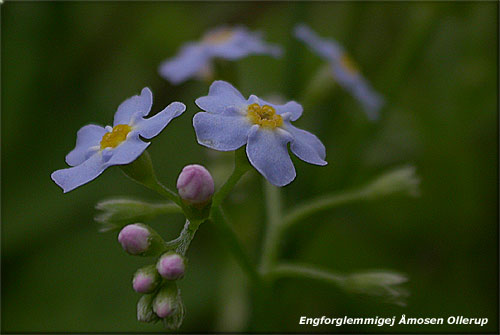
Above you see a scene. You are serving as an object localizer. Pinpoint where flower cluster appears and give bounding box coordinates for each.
[114,165,215,327]
[50,23,412,331]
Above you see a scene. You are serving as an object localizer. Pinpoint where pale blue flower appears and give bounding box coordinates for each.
[159,26,282,85]
[51,88,186,193]
[193,81,327,187]
[295,24,384,120]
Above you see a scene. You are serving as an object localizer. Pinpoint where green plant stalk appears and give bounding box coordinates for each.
[174,219,204,256]
[259,181,283,275]
[212,148,250,207]
[211,206,261,285]
[266,263,346,287]
[146,180,182,207]
[282,188,369,231]
[120,151,182,206]
[259,187,372,276]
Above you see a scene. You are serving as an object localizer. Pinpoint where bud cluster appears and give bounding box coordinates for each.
[134,253,186,328]
[109,164,214,329]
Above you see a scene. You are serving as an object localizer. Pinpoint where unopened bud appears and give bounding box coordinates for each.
[118,223,165,256]
[153,283,178,318]
[157,252,185,280]
[95,198,181,232]
[137,293,159,323]
[343,271,409,306]
[364,166,420,198]
[133,264,161,293]
[176,164,214,205]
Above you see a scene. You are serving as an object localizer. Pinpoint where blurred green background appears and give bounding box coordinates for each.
[1,1,498,333]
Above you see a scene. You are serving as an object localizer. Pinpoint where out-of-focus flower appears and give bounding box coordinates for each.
[51,88,186,193]
[294,24,384,120]
[176,164,215,205]
[159,26,282,85]
[193,81,327,187]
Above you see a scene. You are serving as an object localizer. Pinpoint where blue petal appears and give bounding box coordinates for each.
[352,81,384,121]
[106,134,150,166]
[159,43,210,85]
[195,80,247,116]
[136,102,186,139]
[51,153,106,193]
[332,66,383,121]
[247,95,303,121]
[284,123,327,166]
[294,24,343,62]
[246,126,296,187]
[65,124,106,166]
[113,88,153,126]
[209,28,282,60]
[193,112,251,151]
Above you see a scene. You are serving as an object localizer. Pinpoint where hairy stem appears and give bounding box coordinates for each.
[173,219,203,256]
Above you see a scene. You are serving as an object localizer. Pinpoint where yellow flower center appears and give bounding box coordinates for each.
[100,124,132,150]
[340,54,359,74]
[247,103,283,129]
[203,29,234,45]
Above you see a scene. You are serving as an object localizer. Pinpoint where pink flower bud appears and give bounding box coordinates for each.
[133,265,161,293]
[156,253,185,280]
[118,224,150,255]
[176,164,214,205]
[152,284,179,318]
[153,298,173,318]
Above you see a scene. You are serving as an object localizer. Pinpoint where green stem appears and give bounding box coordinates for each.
[120,151,182,206]
[212,148,250,207]
[282,188,368,231]
[259,181,283,274]
[211,206,261,286]
[146,180,182,207]
[266,263,346,287]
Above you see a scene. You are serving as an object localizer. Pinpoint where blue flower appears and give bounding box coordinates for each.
[51,88,186,193]
[159,26,282,85]
[193,81,327,187]
[294,24,384,120]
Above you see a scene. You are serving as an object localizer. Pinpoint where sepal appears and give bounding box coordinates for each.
[137,293,160,323]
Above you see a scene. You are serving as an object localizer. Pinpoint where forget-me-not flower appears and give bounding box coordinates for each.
[159,26,282,85]
[51,88,186,193]
[193,81,327,187]
[294,24,384,120]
